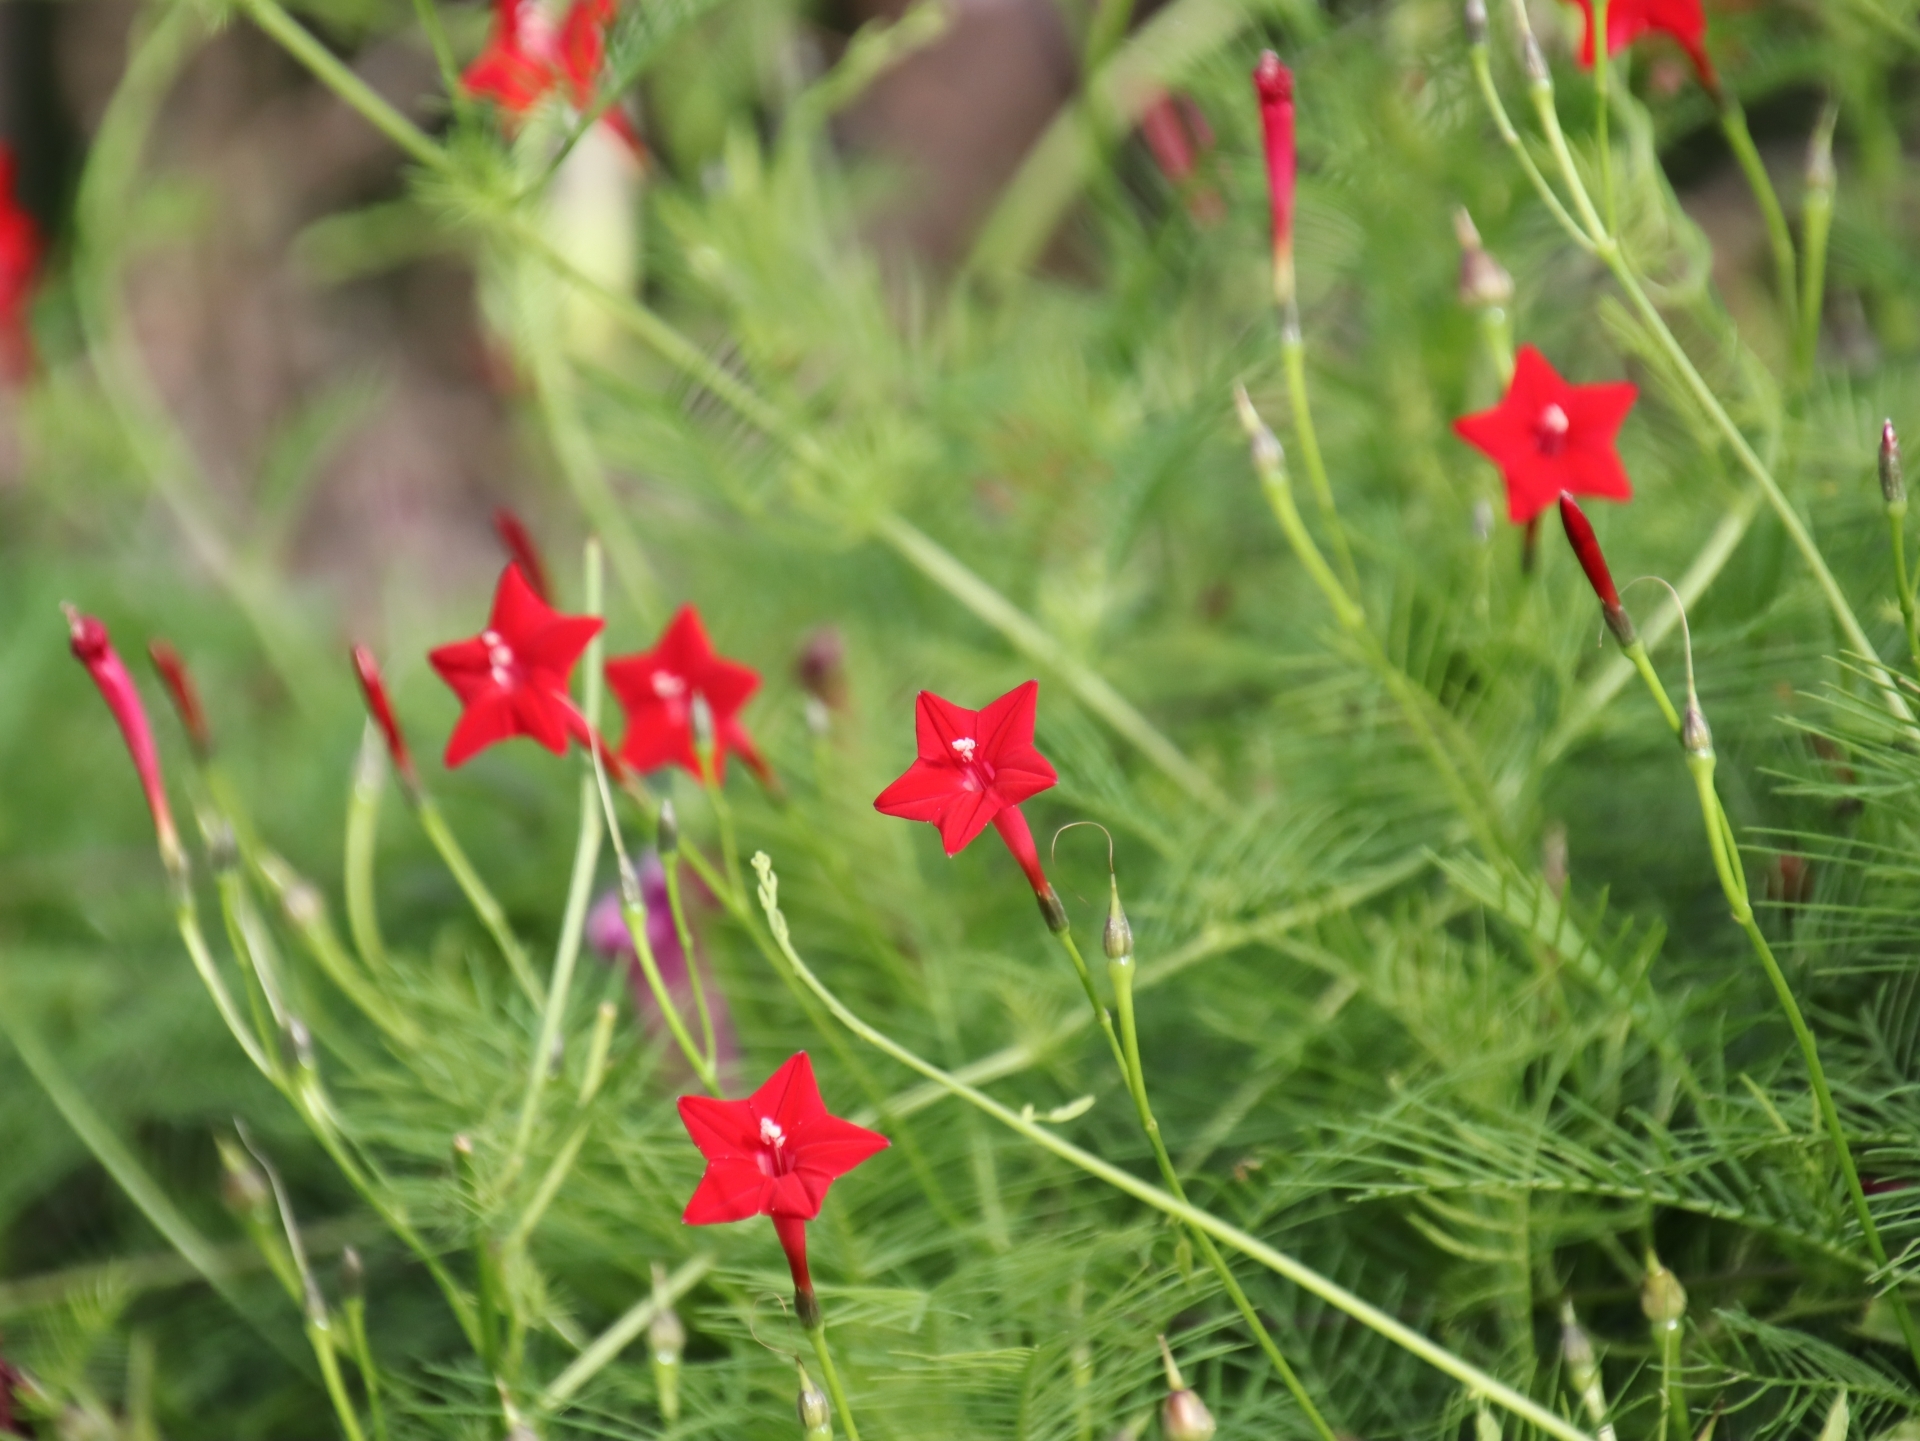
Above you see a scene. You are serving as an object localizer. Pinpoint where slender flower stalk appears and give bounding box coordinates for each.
[1795,105,1838,388]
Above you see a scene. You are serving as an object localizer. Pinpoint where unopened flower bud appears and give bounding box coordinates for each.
[649,1266,685,1423]
[797,1365,832,1440]
[1454,208,1513,309]
[218,1144,272,1219]
[1103,877,1133,965]
[66,607,184,880]
[796,626,848,711]
[1882,421,1905,511]
[657,800,679,856]
[1156,1336,1215,1441]
[1559,1300,1607,1423]
[1681,704,1713,761]
[350,645,420,795]
[493,507,553,604]
[1233,386,1284,476]
[1522,32,1549,85]
[1038,884,1070,935]
[1557,494,1637,647]
[1641,1255,1686,1326]
[1162,1389,1216,1441]
[1464,0,1487,45]
[148,640,213,761]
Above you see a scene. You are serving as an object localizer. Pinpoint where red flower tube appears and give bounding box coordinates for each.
[1557,493,1636,647]
[1253,51,1296,306]
[872,680,1064,926]
[66,607,184,879]
[351,645,421,793]
[678,1052,888,1328]
[492,507,554,604]
[148,639,214,761]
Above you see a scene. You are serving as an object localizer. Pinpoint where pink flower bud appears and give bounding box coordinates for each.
[351,645,421,793]
[1252,52,1296,306]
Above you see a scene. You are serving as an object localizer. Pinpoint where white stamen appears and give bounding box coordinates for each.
[951,737,976,760]
[759,1117,786,1148]
[652,670,688,700]
[482,629,515,688]
[1539,403,1570,437]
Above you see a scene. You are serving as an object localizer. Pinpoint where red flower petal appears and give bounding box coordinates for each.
[683,1158,773,1224]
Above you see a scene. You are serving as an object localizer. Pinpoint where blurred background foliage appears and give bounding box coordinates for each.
[3,0,1920,1435]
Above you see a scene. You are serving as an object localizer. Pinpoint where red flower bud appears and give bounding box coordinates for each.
[1882,420,1905,509]
[1252,52,1296,306]
[351,644,420,792]
[148,639,213,760]
[1557,493,1636,647]
[66,607,184,879]
[493,507,553,604]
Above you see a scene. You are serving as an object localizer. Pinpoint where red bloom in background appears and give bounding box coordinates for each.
[873,681,1058,898]
[678,1052,888,1322]
[1252,51,1296,303]
[1453,346,1638,524]
[463,0,643,151]
[428,563,603,766]
[1561,0,1716,94]
[1140,91,1223,222]
[606,605,767,782]
[0,146,42,385]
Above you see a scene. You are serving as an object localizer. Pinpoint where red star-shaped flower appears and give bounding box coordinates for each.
[678,1052,888,1320]
[0,145,42,385]
[463,0,644,151]
[1452,346,1638,525]
[1561,0,1716,93]
[427,563,603,767]
[873,680,1059,898]
[605,605,767,782]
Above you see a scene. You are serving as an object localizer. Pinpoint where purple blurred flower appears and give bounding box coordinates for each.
[587,854,738,1076]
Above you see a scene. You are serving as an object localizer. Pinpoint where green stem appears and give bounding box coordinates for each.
[1888,504,1920,679]
[1242,396,1508,859]
[1593,0,1614,234]
[236,0,444,168]
[1625,641,1682,732]
[663,855,719,1067]
[344,727,391,973]
[410,0,461,99]
[748,853,1596,1441]
[508,557,608,1173]
[342,1292,389,1441]
[1795,105,1838,386]
[1468,48,1595,250]
[1279,322,1361,597]
[1655,1318,1688,1441]
[417,798,545,1008]
[807,1323,862,1441]
[308,1318,369,1441]
[178,893,276,1077]
[1052,927,1131,1079]
[1719,102,1798,338]
[1110,959,1340,1441]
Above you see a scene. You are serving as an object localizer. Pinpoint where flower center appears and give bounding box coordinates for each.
[760,1116,785,1148]
[949,735,996,792]
[481,629,519,690]
[1534,402,1571,457]
[651,670,688,700]
[755,1115,795,1176]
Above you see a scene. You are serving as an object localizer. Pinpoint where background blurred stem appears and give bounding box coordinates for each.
[1795,103,1838,386]
[344,728,393,974]
[1279,321,1360,596]
[416,798,545,1008]
[1718,103,1798,339]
